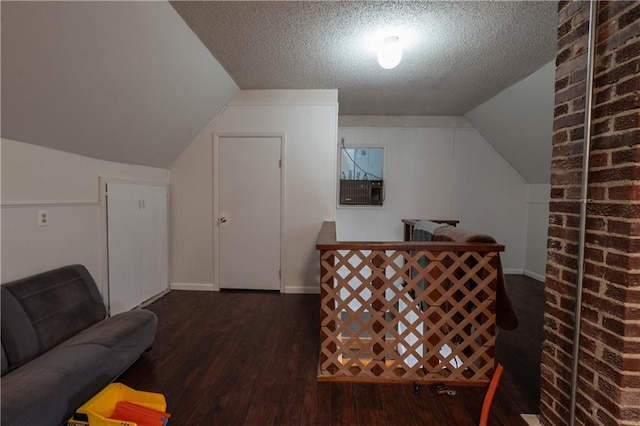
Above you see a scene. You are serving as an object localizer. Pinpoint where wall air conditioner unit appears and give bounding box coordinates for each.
[339,180,383,206]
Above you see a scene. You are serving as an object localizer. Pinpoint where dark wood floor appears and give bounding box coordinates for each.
[118,275,544,425]
[495,274,545,414]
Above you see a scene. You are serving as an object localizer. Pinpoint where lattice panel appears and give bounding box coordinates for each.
[318,249,498,385]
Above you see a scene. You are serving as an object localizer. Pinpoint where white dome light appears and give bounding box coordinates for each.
[377,36,402,69]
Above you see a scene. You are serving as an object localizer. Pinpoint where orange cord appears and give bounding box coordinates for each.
[479,363,504,426]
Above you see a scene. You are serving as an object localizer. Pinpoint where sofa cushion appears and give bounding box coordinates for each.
[1,265,107,360]
[0,343,110,426]
[60,309,157,350]
[0,366,68,426]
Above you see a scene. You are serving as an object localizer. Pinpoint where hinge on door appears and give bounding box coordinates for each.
[279,270,282,279]
[278,159,282,168]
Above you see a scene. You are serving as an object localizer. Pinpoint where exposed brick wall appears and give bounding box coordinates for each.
[544,1,640,425]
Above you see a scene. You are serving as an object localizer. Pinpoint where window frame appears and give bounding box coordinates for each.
[336,142,387,209]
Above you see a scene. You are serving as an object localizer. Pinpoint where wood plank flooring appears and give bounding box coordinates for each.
[495,274,545,414]
[118,275,543,425]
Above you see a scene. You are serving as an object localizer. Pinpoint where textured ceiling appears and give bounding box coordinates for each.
[171,1,558,116]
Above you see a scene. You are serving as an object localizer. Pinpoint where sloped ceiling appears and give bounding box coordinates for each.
[1,1,556,179]
[465,61,555,184]
[1,1,239,168]
[171,0,557,116]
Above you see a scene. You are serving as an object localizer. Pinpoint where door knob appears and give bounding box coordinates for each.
[219,217,227,223]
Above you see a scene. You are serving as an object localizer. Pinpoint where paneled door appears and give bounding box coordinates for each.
[217,136,281,290]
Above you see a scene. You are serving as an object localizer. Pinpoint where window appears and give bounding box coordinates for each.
[339,146,384,206]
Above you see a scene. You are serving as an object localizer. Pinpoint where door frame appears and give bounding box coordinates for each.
[99,176,170,315]
[212,132,286,292]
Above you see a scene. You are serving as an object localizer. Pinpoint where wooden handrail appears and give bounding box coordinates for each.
[316,221,504,252]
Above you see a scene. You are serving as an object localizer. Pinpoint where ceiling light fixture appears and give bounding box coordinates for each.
[377,36,402,69]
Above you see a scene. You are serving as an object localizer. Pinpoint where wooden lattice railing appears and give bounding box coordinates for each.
[316,222,504,385]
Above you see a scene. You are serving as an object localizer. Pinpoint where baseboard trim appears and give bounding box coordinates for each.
[524,270,546,282]
[170,283,318,293]
[284,286,320,294]
[140,289,170,306]
[521,414,541,426]
[170,282,215,292]
[503,268,525,275]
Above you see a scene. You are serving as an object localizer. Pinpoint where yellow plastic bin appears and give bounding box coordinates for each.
[68,383,167,426]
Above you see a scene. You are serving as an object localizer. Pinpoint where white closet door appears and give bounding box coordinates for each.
[140,185,168,302]
[107,182,143,314]
[107,181,168,315]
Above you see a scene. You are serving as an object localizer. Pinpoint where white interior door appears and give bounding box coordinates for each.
[218,136,281,290]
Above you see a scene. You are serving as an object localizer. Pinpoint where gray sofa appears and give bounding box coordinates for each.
[1,264,158,426]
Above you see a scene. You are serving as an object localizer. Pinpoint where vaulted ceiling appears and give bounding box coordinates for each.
[171,1,557,115]
[1,1,238,168]
[2,1,557,179]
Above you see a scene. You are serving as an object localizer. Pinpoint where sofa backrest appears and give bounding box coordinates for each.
[1,265,107,373]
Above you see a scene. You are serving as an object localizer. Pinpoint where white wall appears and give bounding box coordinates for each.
[1,138,168,296]
[465,61,555,184]
[336,121,528,272]
[452,129,527,272]
[169,90,338,293]
[336,126,456,241]
[525,184,550,281]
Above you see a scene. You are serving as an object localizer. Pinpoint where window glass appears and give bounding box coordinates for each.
[340,148,383,181]
[339,147,384,206]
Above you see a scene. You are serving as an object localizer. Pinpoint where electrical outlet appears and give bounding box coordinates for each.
[38,210,49,227]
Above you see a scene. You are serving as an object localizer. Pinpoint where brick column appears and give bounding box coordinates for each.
[543,1,639,425]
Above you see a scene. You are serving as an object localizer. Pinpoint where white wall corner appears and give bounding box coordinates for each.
[503,268,525,275]
[170,282,215,291]
[528,183,551,204]
[524,270,546,282]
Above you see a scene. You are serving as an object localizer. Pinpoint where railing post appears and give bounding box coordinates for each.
[319,250,337,374]
[424,250,445,371]
[371,251,386,376]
